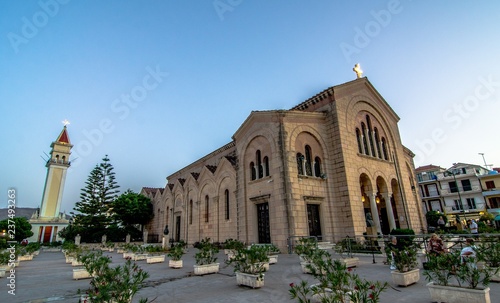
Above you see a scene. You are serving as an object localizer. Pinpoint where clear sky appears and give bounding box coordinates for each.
[1,0,499,214]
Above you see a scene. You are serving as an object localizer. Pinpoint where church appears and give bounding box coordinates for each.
[142,67,426,250]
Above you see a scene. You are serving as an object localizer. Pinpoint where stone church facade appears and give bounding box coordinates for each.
[142,76,426,250]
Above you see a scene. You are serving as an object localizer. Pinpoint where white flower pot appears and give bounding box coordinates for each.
[340,257,359,268]
[73,268,92,280]
[391,268,420,287]
[236,272,264,288]
[268,254,278,264]
[426,282,490,303]
[18,254,33,261]
[71,259,84,266]
[146,255,165,264]
[193,263,220,275]
[132,253,148,261]
[169,259,183,268]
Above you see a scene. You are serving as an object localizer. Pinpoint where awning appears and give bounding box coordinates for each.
[495,215,500,221]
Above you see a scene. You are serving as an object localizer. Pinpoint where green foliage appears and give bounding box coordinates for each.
[389,229,415,249]
[25,242,41,254]
[0,217,33,242]
[79,251,150,303]
[425,211,446,227]
[477,236,500,267]
[111,190,154,227]
[167,243,186,261]
[424,250,492,289]
[223,238,245,250]
[226,245,269,277]
[71,155,120,243]
[391,245,418,272]
[0,251,10,265]
[194,237,219,265]
[294,237,318,261]
[290,248,387,303]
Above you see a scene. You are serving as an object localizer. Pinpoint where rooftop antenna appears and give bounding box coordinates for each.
[478,153,493,170]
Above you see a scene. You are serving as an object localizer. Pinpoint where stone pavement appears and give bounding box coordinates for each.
[2,249,500,303]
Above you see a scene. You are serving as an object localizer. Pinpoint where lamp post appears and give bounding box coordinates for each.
[445,170,466,228]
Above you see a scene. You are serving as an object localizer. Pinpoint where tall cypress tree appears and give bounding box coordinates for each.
[71,155,120,242]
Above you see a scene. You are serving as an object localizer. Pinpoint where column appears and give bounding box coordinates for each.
[368,192,382,235]
[384,192,396,231]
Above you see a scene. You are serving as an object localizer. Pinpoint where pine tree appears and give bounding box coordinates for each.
[71,155,120,242]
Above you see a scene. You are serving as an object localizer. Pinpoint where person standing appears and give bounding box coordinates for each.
[437,216,446,230]
[469,219,479,236]
[388,236,401,270]
[460,238,477,269]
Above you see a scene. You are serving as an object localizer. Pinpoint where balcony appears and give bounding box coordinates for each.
[441,186,481,196]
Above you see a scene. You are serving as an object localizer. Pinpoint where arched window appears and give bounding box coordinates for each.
[205,195,209,223]
[250,162,256,180]
[314,156,322,177]
[381,138,388,160]
[257,150,263,179]
[263,156,269,177]
[361,123,369,155]
[166,206,169,224]
[296,153,304,175]
[305,145,312,176]
[62,155,66,163]
[374,128,382,159]
[355,128,363,154]
[189,200,193,224]
[366,115,375,156]
[225,189,230,220]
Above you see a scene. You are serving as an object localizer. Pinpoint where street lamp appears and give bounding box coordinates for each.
[444,169,466,228]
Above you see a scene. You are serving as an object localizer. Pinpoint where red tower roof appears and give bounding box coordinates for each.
[56,126,71,144]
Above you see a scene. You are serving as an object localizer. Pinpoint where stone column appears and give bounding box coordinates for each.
[101,234,107,245]
[383,192,396,231]
[368,192,382,235]
[75,234,81,246]
[126,234,131,244]
[143,230,148,245]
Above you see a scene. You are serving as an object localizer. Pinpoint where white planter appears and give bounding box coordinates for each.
[117,249,125,254]
[489,267,500,282]
[132,253,148,261]
[169,259,183,268]
[301,261,313,274]
[73,268,92,280]
[391,268,420,287]
[65,256,75,264]
[146,255,165,264]
[123,252,134,259]
[194,263,220,275]
[310,284,352,303]
[0,267,6,278]
[18,254,33,261]
[268,255,278,264]
[426,282,491,303]
[236,272,264,288]
[71,259,84,266]
[340,257,359,268]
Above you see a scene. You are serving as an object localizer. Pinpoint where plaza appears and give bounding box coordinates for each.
[3,247,500,303]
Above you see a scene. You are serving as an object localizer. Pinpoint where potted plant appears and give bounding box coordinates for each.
[78,250,150,303]
[290,248,388,303]
[294,237,318,273]
[226,245,269,288]
[223,238,245,260]
[167,242,186,269]
[476,236,500,282]
[424,250,493,303]
[334,238,359,268]
[194,237,220,275]
[390,244,420,287]
[145,245,166,264]
[262,243,280,264]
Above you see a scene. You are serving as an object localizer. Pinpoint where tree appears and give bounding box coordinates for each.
[70,155,120,242]
[0,217,33,242]
[112,190,154,230]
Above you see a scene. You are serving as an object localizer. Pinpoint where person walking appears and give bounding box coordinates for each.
[469,219,479,237]
[460,238,477,269]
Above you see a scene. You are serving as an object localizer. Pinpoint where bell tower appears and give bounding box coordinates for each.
[29,122,73,243]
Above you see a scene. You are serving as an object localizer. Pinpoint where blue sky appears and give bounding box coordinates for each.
[1,0,499,213]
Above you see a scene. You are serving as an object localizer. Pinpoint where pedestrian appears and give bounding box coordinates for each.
[460,238,477,269]
[469,219,479,236]
[437,216,445,230]
[388,236,400,270]
[426,233,446,256]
